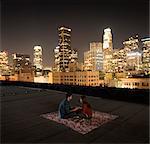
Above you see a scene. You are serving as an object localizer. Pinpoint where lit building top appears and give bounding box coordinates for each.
[127,51,142,57]
[33,45,43,70]
[103,27,113,50]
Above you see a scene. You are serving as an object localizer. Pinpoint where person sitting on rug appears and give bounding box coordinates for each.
[78,95,92,119]
[58,92,80,119]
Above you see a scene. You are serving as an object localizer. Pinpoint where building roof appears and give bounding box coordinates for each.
[1,85,149,143]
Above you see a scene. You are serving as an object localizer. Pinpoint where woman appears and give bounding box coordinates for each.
[79,95,92,119]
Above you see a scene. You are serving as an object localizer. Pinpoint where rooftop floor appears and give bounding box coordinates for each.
[1,85,149,143]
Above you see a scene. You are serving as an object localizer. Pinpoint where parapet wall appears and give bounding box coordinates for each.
[0,80,149,105]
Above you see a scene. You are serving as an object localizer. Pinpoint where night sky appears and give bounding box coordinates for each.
[1,0,149,67]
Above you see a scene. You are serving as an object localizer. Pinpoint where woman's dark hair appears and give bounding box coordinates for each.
[81,95,86,102]
[66,92,72,98]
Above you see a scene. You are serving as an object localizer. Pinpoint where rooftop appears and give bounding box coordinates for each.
[1,85,149,143]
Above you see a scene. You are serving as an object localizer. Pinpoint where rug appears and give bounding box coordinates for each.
[41,111,118,134]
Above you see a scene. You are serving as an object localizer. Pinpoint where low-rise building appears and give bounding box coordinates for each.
[116,77,149,89]
[53,71,100,86]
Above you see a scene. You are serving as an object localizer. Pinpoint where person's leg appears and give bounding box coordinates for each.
[64,112,78,119]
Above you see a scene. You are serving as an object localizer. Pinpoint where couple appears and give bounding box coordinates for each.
[58,92,92,119]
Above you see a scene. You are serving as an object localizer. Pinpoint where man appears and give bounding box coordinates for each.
[58,92,79,119]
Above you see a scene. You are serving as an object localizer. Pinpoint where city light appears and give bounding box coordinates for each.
[0,28,149,89]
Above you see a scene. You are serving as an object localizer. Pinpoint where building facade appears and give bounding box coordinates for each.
[103,28,113,73]
[112,48,126,73]
[12,53,32,73]
[54,26,78,72]
[141,37,150,75]
[126,51,142,71]
[53,71,100,86]
[116,77,149,89]
[33,45,43,76]
[0,51,9,75]
[123,35,139,52]
[12,53,34,82]
[84,42,103,71]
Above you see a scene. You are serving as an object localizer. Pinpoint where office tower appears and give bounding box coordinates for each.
[112,48,126,73]
[12,53,32,72]
[0,51,9,75]
[58,26,72,72]
[54,46,60,71]
[123,35,143,74]
[123,35,139,52]
[84,42,103,71]
[126,51,142,71]
[141,37,150,74]
[33,45,43,76]
[103,28,113,73]
[54,26,78,72]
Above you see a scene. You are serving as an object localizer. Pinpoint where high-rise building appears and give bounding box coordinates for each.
[12,53,34,82]
[33,45,43,76]
[12,53,32,73]
[112,48,126,73]
[84,42,103,71]
[123,35,139,52]
[54,26,78,72]
[54,46,60,71]
[58,26,72,72]
[123,35,143,75]
[103,28,113,73]
[141,37,150,74]
[0,51,9,75]
[126,51,142,71]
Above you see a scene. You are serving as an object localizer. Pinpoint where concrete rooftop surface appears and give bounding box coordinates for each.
[1,85,149,143]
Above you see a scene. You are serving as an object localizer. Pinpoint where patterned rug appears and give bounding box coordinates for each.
[41,111,118,134]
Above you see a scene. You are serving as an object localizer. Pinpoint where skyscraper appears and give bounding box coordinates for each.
[103,28,113,73]
[0,51,9,75]
[58,26,72,72]
[123,35,139,52]
[12,53,32,73]
[33,45,43,76]
[141,37,150,74]
[54,26,78,72]
[84,42,103,71]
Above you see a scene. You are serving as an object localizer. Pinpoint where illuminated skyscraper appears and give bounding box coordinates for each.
[54,46,60,71]
[58,26,72,72]
[54,26,78,72]
[33,45,43,76]
[112,48,126,73]
[103,28,113,73]
[84,42,103,71]
[0,51,9,75]
[141,37,150,74]
[126,51,142,71]
[123,35,139,52]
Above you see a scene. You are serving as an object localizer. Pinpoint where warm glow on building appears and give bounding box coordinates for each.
[33,45,43,76]
[54,26,78,72]
[123,35,139,52]
[126,51,142,71]
[141,37,150,74]
[84,42,103,71]
[103,27,113,73]
[117,78,149,89]
[53,71,100,86]
[0,51,9,75]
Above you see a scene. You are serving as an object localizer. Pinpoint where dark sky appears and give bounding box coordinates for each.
[1,0,149,67]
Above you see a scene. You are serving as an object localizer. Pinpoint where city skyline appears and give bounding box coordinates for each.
[1,0,149,67]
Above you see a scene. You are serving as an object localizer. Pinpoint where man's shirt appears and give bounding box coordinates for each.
[58,99,71,118]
